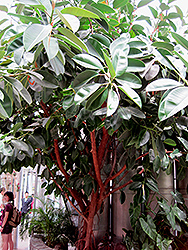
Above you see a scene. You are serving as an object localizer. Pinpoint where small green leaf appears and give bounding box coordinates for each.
[113,0,129,9]
[164,138,176,146]
[60,7,99,18]
[0,5,8,12]
[171,32,188,51]
[137,0,154,8]
[149,6,158,18]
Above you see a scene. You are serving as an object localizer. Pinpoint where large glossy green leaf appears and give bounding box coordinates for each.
[3,76,32,104]
[60,7,99,18]
[86,38,104,62]
[91,34,111,47]
[118,85,142,108]
[139,217,156,240]
[58,27,88,52]
[74,83,101,105]
[72,70,99,88]
[159,87,188,121]
[110,34,130,58]
[171,32,188,51]
[137,0,154,8]
[103,49,115,79]
[43,37,59,61]
[146,79,183,92]
[73,54,104,70]
[0,89,12,119]
[116,72,142,89]
[55,9,80,33]
[107,88,119,116]
[112,48,129,77]
[113,0,129,9]
[127,58,145,72]
[23,24,52,52]
[85,87,108,111]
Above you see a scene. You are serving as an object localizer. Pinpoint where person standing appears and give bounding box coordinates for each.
[0,191,14,250]
[0,187,6,209]
[21,191,33,217]
[0,187,6,224]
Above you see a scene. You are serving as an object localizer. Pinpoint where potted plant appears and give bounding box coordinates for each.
[20,198,78,250]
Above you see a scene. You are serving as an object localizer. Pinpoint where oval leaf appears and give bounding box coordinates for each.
[61,7,99,19]
[146,79,183,92]
[159,87,188,121]
[55,10,80,33]
[73,54,104,70]
[116,72,142,89]
[107,88,119,116]
[43,37,59,61]
[118,85,142,108]
[24,24,52,52]
[74,83,101,105]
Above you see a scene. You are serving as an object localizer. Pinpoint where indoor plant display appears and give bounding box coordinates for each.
[20,198,78,249]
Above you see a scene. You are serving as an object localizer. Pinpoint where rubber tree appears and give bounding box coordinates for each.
[1,0,188,249]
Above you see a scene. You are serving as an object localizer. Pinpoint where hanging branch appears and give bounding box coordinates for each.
[54,139,69,183]
[40,100,50,117]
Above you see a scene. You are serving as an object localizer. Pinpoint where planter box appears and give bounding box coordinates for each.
[30,236,55,250]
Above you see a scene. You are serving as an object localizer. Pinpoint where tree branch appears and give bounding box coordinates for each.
[54,139,69,183]
[90,130,103,189]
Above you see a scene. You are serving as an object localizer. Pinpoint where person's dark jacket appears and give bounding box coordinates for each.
[21,197,33,214]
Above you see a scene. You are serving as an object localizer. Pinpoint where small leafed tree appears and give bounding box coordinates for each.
[1,0,188,249]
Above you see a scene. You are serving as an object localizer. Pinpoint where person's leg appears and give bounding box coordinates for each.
[2,234,9,250]
[8,232,14,250]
